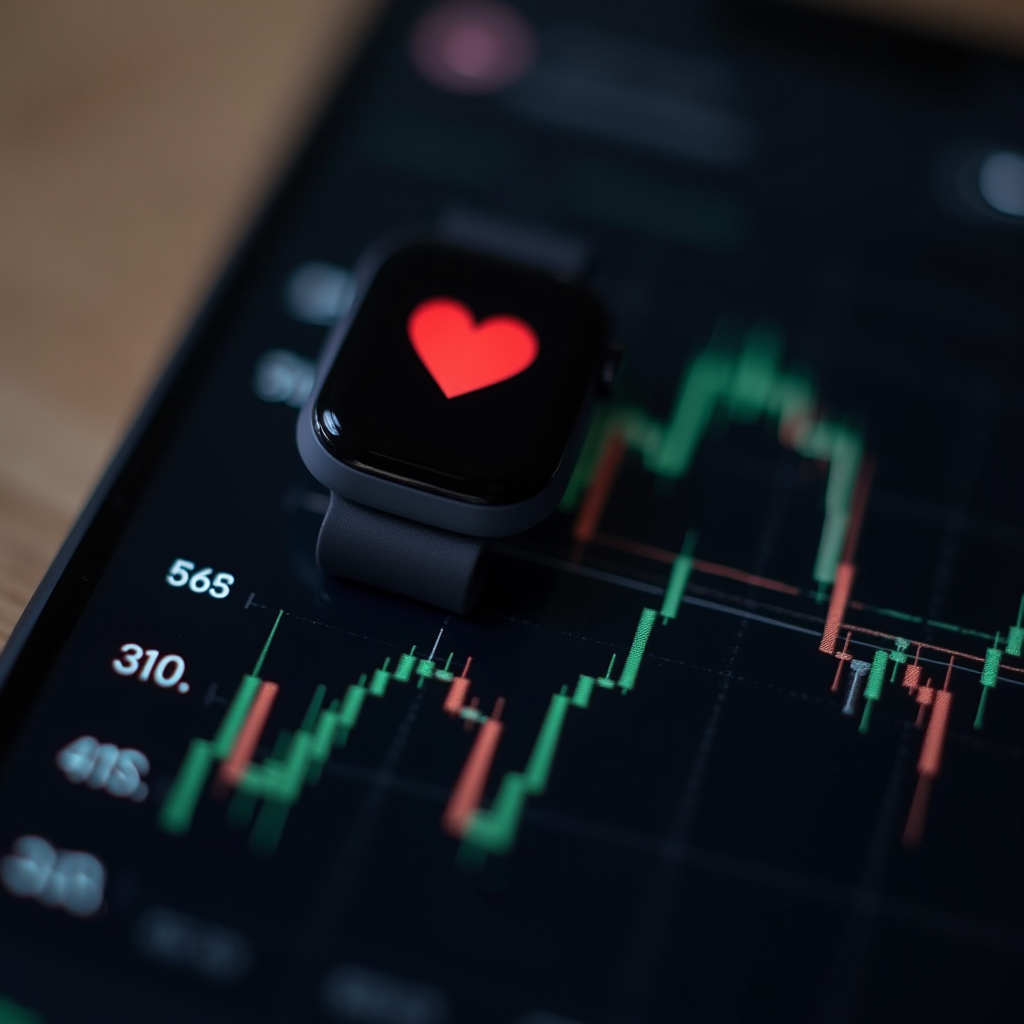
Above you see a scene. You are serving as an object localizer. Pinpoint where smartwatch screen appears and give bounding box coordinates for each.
[313,243,607,505]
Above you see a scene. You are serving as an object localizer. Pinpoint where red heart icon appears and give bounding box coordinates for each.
[407,297,539,399]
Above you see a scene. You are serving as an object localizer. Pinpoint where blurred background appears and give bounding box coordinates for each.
[1,0,1022,648]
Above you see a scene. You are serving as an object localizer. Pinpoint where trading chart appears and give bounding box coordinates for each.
[1,2,1021,1022]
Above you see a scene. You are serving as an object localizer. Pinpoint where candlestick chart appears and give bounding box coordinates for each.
[158,321,1023,869]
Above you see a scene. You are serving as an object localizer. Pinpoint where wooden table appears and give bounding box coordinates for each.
[1,0,1021,649]
[0,0,379,647]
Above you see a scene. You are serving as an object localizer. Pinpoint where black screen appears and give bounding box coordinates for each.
[314,244,605,503]
[0,1,1022,1022]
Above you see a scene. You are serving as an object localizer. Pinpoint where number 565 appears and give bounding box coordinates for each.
[166,558,234,599]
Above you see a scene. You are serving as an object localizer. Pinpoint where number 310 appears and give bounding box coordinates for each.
[165,558,234,599]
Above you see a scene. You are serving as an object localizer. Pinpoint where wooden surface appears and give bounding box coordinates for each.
[0,0,379,648]
[0,0,1021,650]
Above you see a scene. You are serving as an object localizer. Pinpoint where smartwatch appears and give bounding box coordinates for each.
[296,211,609,613]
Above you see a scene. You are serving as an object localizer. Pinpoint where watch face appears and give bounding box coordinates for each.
[313,243,607,505]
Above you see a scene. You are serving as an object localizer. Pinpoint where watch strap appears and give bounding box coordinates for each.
[317,493,484,614]
[436,205,591,278]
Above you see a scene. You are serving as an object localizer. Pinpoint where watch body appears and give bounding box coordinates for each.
[297,240,607,538]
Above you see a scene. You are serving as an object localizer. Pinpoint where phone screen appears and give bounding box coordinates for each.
[1,2,1022,1022]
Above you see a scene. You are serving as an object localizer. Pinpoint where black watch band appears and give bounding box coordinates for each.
[318,494,485,614]
[316,209,591,612]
